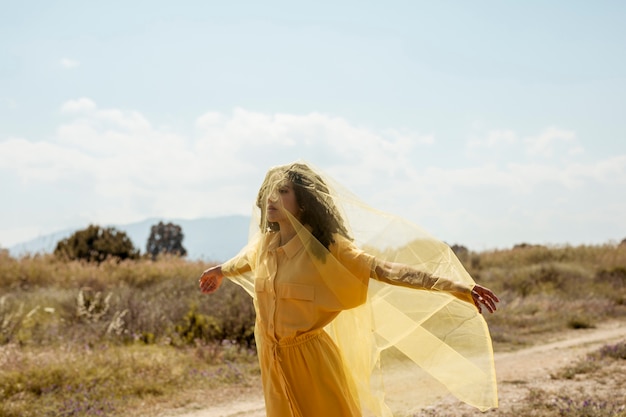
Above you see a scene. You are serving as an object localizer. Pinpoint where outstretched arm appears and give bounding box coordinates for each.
[373,261,499,314]
[199,265,224,294]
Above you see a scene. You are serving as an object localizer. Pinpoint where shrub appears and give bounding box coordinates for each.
[594,340,626,360]
[567,316,595,330]
[0,296,24,344]
[553,340,626,380]
[54,225,140,263]
[174,305,222,345]
[596,267,626,288]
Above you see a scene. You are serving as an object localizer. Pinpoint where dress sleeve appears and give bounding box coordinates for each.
[371,261,474,304]
[331,235,376,284]
[218,235,262,298]
[221,232,264,277]
[221,251,252,277]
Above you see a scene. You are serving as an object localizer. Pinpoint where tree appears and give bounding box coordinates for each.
[54,225,140,263]
[146,221,187,260]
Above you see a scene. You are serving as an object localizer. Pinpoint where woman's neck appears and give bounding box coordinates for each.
[278,221,297,246]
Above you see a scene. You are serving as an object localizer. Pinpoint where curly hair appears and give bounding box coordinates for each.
[256,163,351,250]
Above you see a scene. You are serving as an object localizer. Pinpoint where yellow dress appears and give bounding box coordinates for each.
[222,231,374,417]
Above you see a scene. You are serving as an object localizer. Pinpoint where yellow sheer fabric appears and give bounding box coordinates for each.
[222,162,497,416]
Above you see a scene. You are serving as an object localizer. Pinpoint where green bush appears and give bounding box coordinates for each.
[174,305,222,345]
[54,225,140,263]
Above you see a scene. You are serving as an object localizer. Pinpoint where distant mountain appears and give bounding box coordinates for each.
[8,215,251,262]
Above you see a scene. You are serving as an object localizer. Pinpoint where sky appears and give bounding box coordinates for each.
[1,0,625,252]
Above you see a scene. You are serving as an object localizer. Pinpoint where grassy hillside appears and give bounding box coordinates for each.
[1,242,625,416]
[462,243,626,350]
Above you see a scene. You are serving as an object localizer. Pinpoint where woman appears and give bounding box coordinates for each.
[200,162,499,417]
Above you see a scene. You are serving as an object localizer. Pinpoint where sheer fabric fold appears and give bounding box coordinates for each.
[222,161,497,415]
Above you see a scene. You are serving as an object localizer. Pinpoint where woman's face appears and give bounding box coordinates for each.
[266,181,301,223]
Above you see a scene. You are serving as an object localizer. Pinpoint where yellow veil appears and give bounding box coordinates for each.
[225,161,498,416]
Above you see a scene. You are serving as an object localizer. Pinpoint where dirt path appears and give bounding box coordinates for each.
[163,320,626,417]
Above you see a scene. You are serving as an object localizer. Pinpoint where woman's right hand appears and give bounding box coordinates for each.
[199,265,224,294]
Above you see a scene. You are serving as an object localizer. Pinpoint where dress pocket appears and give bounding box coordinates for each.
[275,283,316,336]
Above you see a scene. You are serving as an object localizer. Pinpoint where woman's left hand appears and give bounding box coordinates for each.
[471,285,499,314]
[199,265,224,294]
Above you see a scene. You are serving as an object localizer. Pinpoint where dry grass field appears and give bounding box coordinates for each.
[1,241,625,417]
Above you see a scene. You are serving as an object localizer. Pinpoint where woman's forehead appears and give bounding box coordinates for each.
[266,170,289,185]
[264,173,292,190]
[274,180,294,191]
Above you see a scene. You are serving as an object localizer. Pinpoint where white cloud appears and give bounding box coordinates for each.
[60,98,96,114]
[381,128,434,145]
[568,145,585,156]
[2,106,624,249]
[419,153,622,196]
[571,154,626,184]
[195,111,224,128]
[524,127,576,157]
[3,106,617,203]
[60,58,80,69]
[0,136,91,182]
[1,106,438,233]
[192,108,428,186]
[468,129,517,149]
